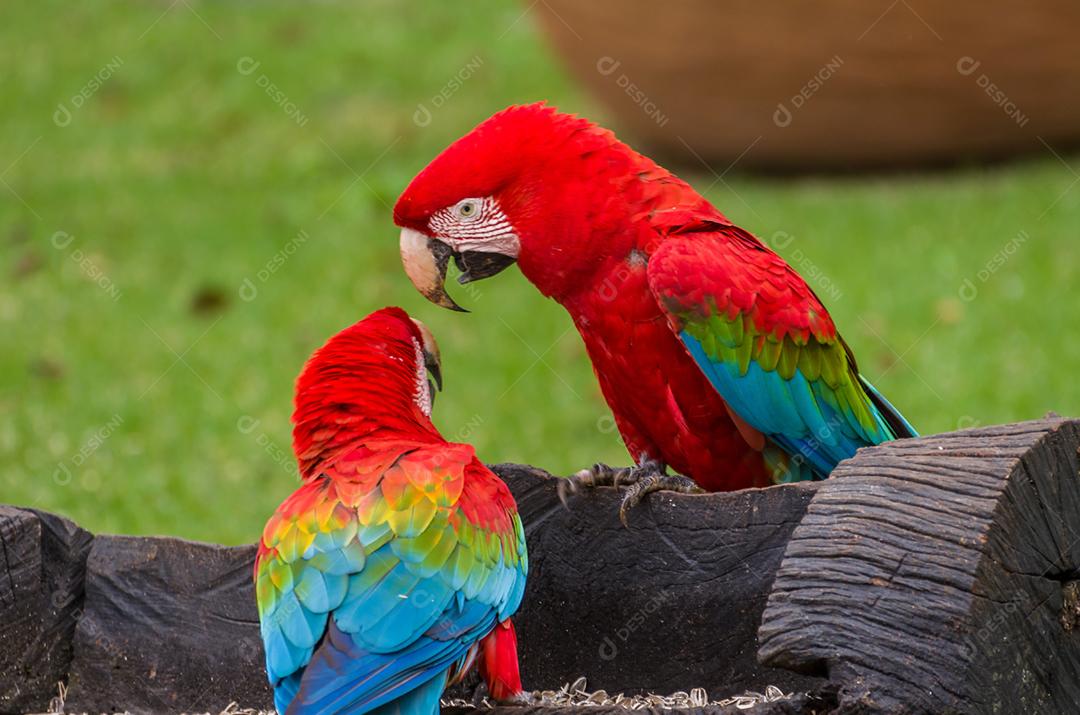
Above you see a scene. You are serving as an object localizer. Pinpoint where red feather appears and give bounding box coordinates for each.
[291,307,440,479]
[479,619,523,701]
[394,106,794,490]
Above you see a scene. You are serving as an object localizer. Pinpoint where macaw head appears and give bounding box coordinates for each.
[291,306,443,477]
[393,103,630,308]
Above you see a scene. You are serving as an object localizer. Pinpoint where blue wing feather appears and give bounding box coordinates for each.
[680,331,905,476]
[291,601,498,714]
[259,457,527,715]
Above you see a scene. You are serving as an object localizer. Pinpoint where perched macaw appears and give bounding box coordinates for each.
[393,103,916,522]
[255,307,528,714]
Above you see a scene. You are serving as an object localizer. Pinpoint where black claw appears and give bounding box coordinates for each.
[556,476,578,508]
[557,482,569,508]
[617,473,704,528]
[618,477,653,527]
[558,460,700,524]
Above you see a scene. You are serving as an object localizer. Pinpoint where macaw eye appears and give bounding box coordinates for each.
[455,199,480,221]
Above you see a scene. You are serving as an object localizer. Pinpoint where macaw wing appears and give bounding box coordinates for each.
[256,443,527,715]
[647,229,915,478]
[256,476,365,694]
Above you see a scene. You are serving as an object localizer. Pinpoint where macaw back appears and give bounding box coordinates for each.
[255,309,527,715]
[521,119,914,486]
[255,441,527,715]
[390,103,915,490]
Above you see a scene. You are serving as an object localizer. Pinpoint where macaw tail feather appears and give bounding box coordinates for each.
[366,674,446,715]
[275,672,304,715]
[859,375,918,440]
[762,441,820,483]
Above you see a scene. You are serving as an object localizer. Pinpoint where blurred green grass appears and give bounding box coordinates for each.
[2,0,1078,544]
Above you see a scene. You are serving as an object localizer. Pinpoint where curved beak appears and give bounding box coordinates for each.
[410,317,443,395]
[400,228,517,311]
[400,228,466,312]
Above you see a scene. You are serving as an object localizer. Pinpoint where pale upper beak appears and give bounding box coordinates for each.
[400,228,465,312]
[399,227,517,312]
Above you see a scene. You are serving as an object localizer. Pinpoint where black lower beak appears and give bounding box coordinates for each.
[400,227,516,311]
[425,358,443,392]
[455,251,517,285]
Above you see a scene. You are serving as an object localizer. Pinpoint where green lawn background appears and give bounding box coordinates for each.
[3,0,1077,544]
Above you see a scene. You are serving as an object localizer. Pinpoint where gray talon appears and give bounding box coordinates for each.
[557,462,623,506]
[559,459,701,525]
[618,473,703,527]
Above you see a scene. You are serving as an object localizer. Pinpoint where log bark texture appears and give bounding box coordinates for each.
[494,465,824,700]
[0,507,91,713]
[12,467,824,713]
[441,694,832,715]
[63,536,270,714]
[3,418,1079,713]
[758,417,1080,714]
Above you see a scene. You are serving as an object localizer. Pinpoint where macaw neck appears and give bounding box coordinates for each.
[514,192,643,304]
[294,418,442,481]
[515,229,627,303]
[292,381,441,481]
[513,134,721,306]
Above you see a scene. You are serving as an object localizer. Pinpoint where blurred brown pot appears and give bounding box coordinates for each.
[534,0,1080,171]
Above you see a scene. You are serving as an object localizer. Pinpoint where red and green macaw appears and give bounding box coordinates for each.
[255,307,528,714]
[393,103,915,521]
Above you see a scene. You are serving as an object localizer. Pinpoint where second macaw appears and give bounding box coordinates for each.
[392,103,916,521]
[255,307,527,714]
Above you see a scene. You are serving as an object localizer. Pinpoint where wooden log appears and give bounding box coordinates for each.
[56,467,824,711]
[0,507,92,713]
[441,694,827,715]
[758,417,1080,714]
[64,536,271,714]
[490,466,823,700]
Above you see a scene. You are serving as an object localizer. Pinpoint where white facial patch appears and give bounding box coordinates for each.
[412,338,432,416]
[428,196,520,256]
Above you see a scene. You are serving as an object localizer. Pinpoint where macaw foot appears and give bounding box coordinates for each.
[557,459,655,504]
[618,472,702,527]
[558,459,703,526]
[558,462,632,501]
